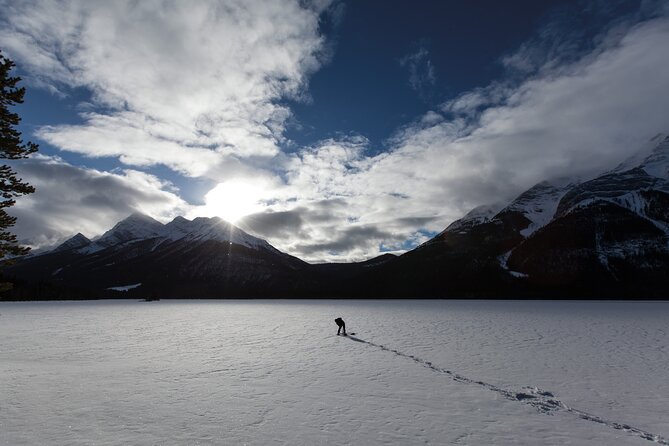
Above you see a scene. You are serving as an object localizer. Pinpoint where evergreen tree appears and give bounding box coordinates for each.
[0,51,37,271]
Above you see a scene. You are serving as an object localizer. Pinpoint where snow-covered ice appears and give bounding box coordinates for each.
[106,283,143,292]
[1,300,668,445]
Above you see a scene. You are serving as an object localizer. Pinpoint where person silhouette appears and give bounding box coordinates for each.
[334,317,346,335]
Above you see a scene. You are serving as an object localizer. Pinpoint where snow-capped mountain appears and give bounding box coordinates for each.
[503,136,669,291]
[65,213,276,255]
[7,214,310,298]
[360,135,669,298]
[552,134,669,230]
[426,179,575,246]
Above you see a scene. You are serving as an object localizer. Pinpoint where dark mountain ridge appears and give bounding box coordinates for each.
[5,214,313,299]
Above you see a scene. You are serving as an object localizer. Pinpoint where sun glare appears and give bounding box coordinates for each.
[202,181,266,223]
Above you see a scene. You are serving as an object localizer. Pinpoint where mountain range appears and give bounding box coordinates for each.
[4,135,669,300]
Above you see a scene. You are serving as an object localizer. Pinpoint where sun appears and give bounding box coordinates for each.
[202,180,266,223]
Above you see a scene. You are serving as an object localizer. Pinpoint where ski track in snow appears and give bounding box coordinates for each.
[345,335,669,445]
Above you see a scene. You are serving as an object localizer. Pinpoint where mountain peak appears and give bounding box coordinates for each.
[639,134,669,179]
[123,212,162,224]
[60,213,274,255]
[170,216,190,223]
[95,212,165,248]
[613,133,669,178]
[173,215,269,249]
[444,203,504,235]
[54,233,91,252]
[191,215,226,225]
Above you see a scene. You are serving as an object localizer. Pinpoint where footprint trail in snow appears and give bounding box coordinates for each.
[346,335,669,445]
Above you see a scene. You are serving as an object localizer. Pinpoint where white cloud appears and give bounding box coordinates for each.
[399,46,436,99]
[242,12,669,262]
[0,0,331,176]
[7,155,191,249]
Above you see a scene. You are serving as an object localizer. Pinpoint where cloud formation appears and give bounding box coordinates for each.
[0,0,331,177]
[8,156,189,249]
[245,9,669,262]
[399,46,436,100]
[3,1,669,262]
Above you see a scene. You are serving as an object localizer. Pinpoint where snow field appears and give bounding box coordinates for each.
[1,300,667,445]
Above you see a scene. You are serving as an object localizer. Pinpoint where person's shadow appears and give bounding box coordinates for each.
[343,334,369,345]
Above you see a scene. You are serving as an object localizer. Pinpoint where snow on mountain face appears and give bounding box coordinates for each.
[95,213,165,249]
[439,181,573,242]
[443,203,504,235]
[612,133,669,179]
[639,135,669,180]
[163,216,272,249]
[555,168,669,231]
[72,213,273,255]
[436,136,669,248]
[506,136,669,280]
[162,216,192,239]
[499,181,571,237]
[550,135,669,237]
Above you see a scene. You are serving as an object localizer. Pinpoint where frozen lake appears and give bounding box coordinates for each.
[1,300,668,445]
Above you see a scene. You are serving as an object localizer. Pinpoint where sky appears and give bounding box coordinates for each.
[1,0,669,262]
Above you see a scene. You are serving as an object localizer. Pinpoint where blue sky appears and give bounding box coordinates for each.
[2,0,669,262]
[288,1,568,147]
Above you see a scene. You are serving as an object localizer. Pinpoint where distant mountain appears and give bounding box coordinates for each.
[64,213,279,256]
[3,136,668,300]
[5,215,312,298]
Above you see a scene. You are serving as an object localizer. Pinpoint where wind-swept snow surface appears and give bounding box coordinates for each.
[1,300,667,445]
